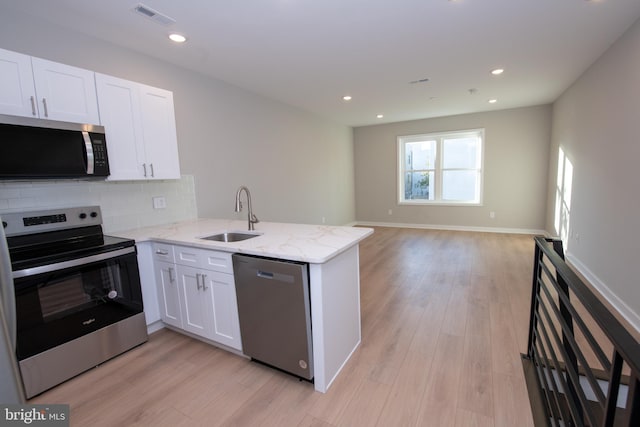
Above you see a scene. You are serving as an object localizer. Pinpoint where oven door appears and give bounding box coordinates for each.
[13,246,143,360]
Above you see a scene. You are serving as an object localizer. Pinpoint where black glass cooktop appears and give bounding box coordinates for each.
[8,225,135,271]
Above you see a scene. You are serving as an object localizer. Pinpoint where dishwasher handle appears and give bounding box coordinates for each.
[257,270,274,279]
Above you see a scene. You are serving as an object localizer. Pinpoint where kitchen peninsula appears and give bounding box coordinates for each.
[114,219,373,393]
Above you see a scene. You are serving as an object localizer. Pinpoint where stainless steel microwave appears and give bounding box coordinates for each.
[0,114,109,179]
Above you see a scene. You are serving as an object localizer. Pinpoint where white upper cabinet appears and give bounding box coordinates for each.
[95,74,145,180]
[0,48,180,181]
[0,48,37,117]
[96,73,180,180]
[0,48,100,124]
[138,84,180,180]
[30,57,100,124]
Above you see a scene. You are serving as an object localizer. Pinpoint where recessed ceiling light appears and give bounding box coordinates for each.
[491,68,504,75]
[168,33,187,43]
[488,99,498,104]
[376,114,384,119]
[342,95,352,101]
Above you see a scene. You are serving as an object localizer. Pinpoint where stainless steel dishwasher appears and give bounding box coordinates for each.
[232,254,313,380]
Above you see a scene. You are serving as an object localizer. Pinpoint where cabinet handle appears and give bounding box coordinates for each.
[168,267,174,283]
[155,249,168,255]
[30,96,36,116]
[143,163,147,177]
[201,274,207,291]
[196,273,202,290]
[42,98,48,117]
[150,163,155,178]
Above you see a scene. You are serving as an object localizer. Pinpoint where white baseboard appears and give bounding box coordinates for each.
[146,320,165,335]
[565,252,640,335]
[354,220,546,235]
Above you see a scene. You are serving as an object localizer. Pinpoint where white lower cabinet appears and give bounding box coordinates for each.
[203,269,242,349]
[155,260,183,329]
[176,264,209,337]
[152,243,242,351]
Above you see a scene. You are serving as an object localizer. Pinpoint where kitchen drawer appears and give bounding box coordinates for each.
[152,243,175,263]
[174,245,233,274]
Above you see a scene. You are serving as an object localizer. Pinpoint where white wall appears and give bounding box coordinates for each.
[0,7,355,227]
[546,18,640,330]
[354,105,551,233]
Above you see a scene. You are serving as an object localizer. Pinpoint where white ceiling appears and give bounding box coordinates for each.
[4,0,640,127]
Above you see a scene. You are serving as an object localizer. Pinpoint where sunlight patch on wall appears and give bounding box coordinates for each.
[554,147,573,248]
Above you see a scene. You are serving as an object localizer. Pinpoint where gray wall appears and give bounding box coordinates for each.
[354,105,551,232]
[0,7,355,226]
[546,18,640,329]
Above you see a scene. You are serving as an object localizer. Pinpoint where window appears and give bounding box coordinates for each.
[398,129,484,205]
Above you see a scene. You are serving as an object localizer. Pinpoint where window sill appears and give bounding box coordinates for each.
[398,201,482,207]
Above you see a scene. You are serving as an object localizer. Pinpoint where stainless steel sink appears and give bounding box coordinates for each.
[200,232,261,242]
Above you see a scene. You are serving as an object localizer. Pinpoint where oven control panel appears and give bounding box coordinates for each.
[1,206,102,237]
[23,213,67,227]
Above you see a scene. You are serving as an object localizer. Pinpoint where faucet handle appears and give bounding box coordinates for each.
[250,213,259,224]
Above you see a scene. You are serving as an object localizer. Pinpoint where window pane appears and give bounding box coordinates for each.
[405,140,436,170]
[404,171,434,200]
[442,170,478,201]
[442,137,480,169]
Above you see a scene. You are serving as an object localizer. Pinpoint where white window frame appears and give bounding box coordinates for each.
[397,129,484,206]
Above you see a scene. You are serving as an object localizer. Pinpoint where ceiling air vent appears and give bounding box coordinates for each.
[132,3,176,26]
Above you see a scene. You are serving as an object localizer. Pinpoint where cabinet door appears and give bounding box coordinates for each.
[139,84,181,179]
[95,73,146,180]
[204,271,242,350]
[177,265,213,338]
[0,48,38,118]
[31,57,100,124]
[155,260,183,329]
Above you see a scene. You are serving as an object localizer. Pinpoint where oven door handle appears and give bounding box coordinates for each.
[12,247,136,279]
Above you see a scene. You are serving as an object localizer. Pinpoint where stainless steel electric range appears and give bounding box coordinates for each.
[1,206,147,398]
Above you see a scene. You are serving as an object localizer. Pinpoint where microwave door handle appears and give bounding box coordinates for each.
[82,131,95,175]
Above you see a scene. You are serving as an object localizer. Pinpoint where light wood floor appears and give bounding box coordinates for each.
[32,227,537,426]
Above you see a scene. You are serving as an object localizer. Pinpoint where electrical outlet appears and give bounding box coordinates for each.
[153,196,167,209]
[388,209,393,215]
[489,211,495,219]
[321,216,326,224]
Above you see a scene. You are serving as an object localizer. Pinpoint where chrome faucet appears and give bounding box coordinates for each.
[234,186,259,231]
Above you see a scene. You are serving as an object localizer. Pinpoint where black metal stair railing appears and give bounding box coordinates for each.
[522,236,640,427]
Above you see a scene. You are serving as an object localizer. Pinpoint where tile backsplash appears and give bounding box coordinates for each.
[0,175,197,233]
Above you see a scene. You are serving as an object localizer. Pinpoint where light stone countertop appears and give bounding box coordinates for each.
[111,218,374,264]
